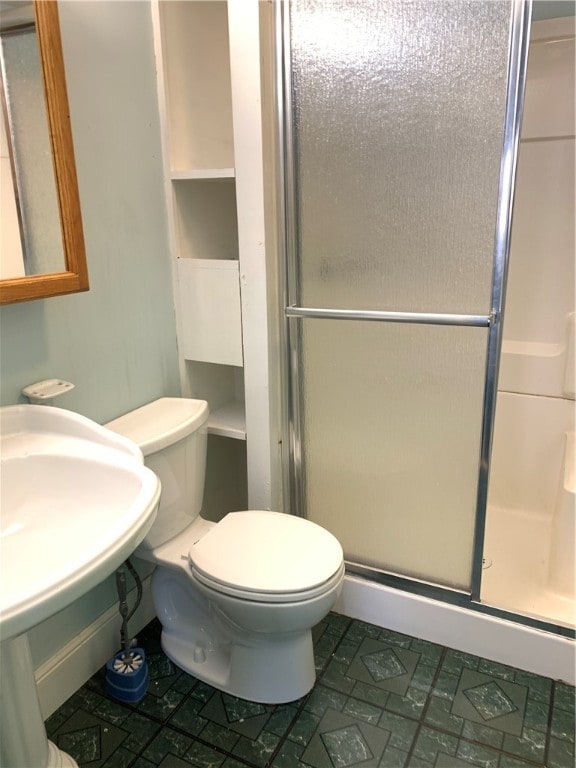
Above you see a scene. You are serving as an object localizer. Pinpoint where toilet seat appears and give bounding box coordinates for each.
[191,561,345,604]
[188,511,344,603]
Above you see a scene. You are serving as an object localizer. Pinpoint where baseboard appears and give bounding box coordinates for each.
[35,577,156,720]
[35,571,574,721]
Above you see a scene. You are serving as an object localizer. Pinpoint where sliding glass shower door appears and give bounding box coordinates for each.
[279,0,530,594]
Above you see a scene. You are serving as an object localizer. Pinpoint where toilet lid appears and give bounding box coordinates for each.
[188,511,343,595]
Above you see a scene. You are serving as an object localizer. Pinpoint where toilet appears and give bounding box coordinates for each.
[106,398,344,704]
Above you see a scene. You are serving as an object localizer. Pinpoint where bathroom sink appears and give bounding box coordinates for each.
[0,404,161,640]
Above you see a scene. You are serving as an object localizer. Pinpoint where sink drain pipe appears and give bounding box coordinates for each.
[105,559,149,702]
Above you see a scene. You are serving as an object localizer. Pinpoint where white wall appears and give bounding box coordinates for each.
[499,15,575,399]
[491,16,575,513]
[0,1,179,423]
[0,1,179,668]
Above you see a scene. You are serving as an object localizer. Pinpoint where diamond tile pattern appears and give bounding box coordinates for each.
[45,614,575,768]
[362,648,408,682]
[450,669,528,738]
[322,725,373,766]
[463,681,518,721]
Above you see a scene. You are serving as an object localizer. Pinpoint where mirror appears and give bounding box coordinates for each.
[0,0,88,304]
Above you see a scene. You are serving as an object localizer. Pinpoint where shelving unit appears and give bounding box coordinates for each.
[152,0,273,515]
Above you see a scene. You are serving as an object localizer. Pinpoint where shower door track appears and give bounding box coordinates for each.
[347,563,576,639]
[275,0,573,639]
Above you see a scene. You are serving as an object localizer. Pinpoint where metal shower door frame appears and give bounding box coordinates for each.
[274,0,571,637]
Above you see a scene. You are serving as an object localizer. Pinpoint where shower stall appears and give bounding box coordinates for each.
[273,0,575,672]
[482,12,575,628]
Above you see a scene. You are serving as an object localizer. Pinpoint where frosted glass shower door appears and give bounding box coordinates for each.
[300,321,489,589]
[283,0,521,591]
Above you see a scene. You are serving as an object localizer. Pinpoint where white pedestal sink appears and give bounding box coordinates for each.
[0,405,161,768]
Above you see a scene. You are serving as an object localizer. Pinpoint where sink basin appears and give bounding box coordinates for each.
[0,404,160,768]
[0,404,160,640]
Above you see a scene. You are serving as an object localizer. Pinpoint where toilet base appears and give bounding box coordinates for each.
[150,563,342,704]
[161,627,316,704]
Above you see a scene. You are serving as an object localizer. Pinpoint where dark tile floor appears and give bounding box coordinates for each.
[46,614,575,768]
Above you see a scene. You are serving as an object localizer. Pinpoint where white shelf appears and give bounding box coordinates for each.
[171,168,235,180]
[207,401,246,440]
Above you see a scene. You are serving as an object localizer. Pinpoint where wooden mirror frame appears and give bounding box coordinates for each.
[0,0,88,304]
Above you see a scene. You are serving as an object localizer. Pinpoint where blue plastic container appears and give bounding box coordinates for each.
[105,647,149,703]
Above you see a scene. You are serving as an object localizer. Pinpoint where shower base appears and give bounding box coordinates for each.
[336,573,575,685]
[482,504,575,629]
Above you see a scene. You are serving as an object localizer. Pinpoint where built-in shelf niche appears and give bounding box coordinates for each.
[186,360,246,441]
[202,435,248,521]
[160,0,233,172]
[173,179,238,261]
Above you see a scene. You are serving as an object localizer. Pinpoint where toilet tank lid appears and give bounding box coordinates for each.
[105,398,209,456]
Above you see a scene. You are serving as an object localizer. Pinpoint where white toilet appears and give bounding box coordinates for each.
[106,397,344,704]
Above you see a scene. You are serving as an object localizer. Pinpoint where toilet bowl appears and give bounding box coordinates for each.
[106,398,344,703]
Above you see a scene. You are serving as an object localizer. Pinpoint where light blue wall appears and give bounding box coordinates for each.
[0,1,180,665]
[0,0,179,422]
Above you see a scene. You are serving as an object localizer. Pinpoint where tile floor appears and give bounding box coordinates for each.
[47,614,575,768]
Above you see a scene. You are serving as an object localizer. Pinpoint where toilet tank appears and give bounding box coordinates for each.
[106,398,209,550]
